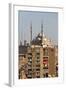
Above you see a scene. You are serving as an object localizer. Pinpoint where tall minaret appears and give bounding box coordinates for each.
[41,21,43,45]
[30,22,32,45]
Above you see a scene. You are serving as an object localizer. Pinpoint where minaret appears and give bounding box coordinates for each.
[20,41,22,46]
[41,21,43,36]
[41,21,43,45]
[30,22,32,45]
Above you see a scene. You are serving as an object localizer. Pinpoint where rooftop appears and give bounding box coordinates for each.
[19,32,56,54]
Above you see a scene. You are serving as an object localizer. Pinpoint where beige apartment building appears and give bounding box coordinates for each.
[26,45,56,78]
[19,37,57,79]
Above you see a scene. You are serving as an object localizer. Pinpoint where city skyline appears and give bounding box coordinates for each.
[18,11,58,45]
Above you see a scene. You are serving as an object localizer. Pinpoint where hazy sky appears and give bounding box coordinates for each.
[18,11,58,45]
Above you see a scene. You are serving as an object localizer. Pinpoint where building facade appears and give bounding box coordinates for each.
[19,40,57,79]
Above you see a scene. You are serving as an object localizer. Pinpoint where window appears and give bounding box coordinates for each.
[36,53,40,55]
[28,58,32,63]
[36,72,40,77]
[46,73,48,77]
[37,57,40,59]
[28,53,32,55]
[56,66,58,71]
[36,53,40,59]
[43,57,48,64]
[28,61,32,65]
[28,53,32,58]
[36,65,40,67]
[36,69,40,71]
[28,57,32,59]
[36,76,40,78]
[28,69,32,71]
[43,73,48,77]
[28,71,32,75]
[36,59,40,62]
[43,63,48,69]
